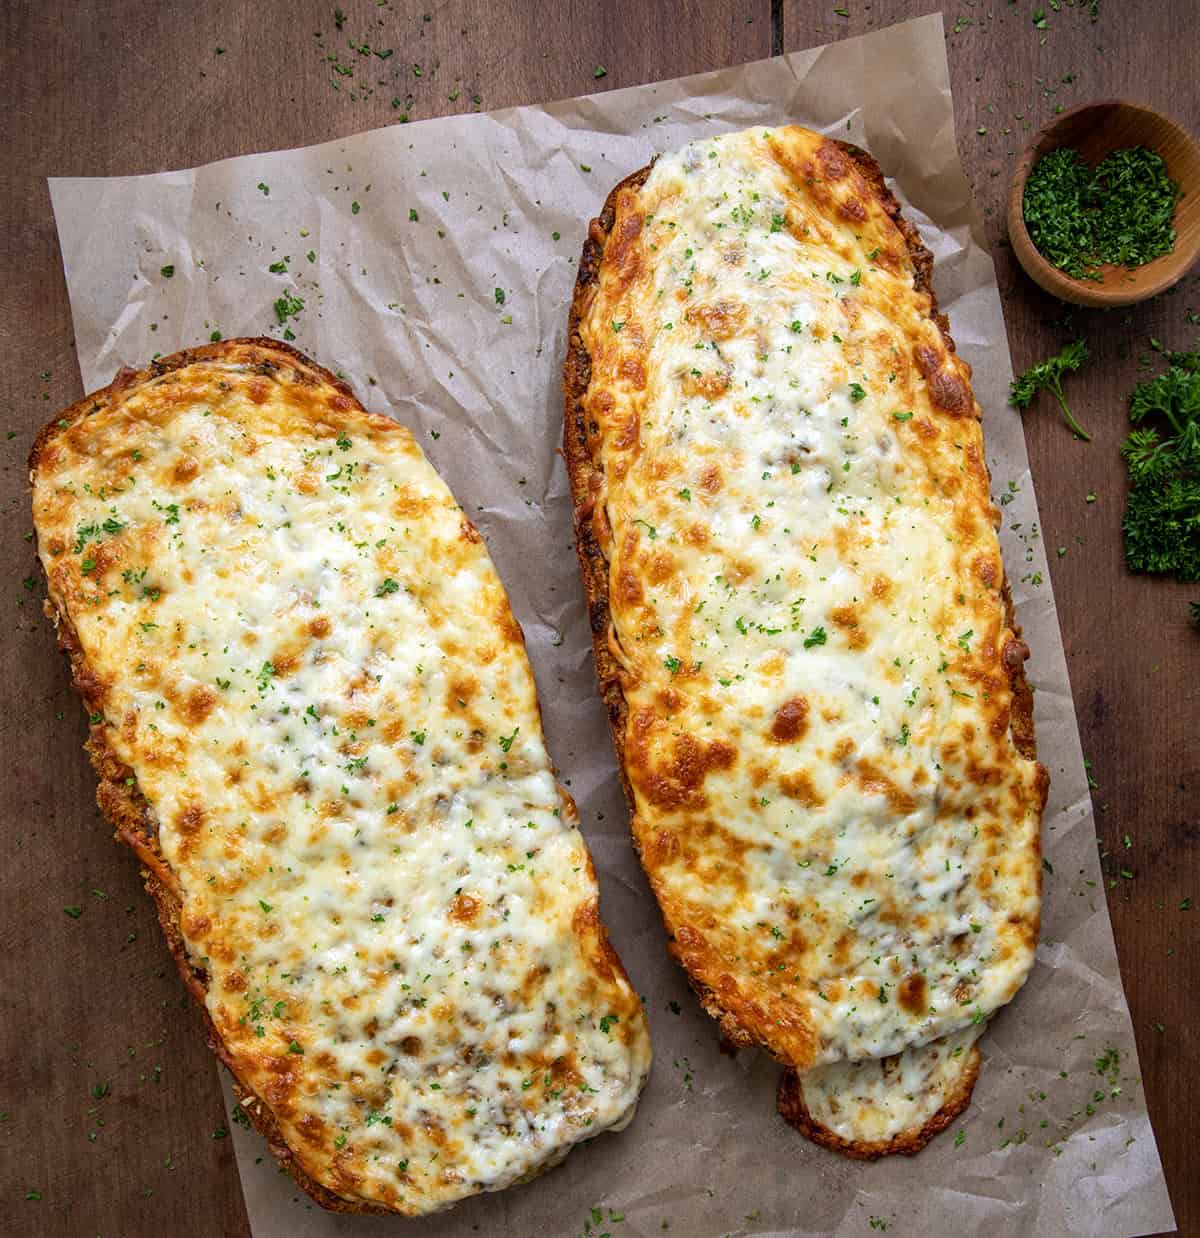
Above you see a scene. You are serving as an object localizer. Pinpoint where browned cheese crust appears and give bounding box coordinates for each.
[563,136,1045,1159]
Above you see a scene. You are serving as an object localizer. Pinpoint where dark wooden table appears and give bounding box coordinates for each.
[2,3,1195,1235]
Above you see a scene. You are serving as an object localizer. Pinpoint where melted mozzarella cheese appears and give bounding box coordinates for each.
[34,345,650,1213]
[578,127,1043,1145]
[797,1025,982,1143]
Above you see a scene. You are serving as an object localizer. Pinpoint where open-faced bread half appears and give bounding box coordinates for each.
[32,339,651,1212]
[563,126,1046,1157]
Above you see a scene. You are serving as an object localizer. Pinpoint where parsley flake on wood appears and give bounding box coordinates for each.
[1009,340,1091,440]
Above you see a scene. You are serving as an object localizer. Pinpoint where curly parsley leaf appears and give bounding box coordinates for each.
[1121,348,1200,586]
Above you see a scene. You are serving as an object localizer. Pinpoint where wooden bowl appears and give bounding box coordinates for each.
[1007,99,1200,307]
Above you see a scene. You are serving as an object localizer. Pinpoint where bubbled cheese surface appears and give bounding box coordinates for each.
[579,127,1044,1140]
[33,344,650,1212]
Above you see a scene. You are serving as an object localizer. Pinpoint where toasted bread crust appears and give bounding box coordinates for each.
[562,144,1044,1156]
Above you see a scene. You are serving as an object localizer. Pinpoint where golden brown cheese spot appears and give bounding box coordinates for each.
[605,208,645,295]
[914,344,970,414]
[182,684,218,725]
[830,605,867,651]
[619,357,647,389]
[449,894,481,924]
[857,761,917,816]
[176,803,206,835]
[897,973,927,1015]
[684,299,748,340]
[699,463,723,494]
[680,369,730,400]
[770,697,810,744]
[615,562,644,606]
[814,139,852,182]
[173,454,200,483]
[628,710,736,811]
[779,769,824,808]
[647,551,676,586]
[838,196,867,223]
[613,413,640,450]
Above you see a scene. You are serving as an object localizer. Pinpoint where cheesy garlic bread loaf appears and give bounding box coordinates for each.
[564,127,1046,1157]
[32,339,651,1212]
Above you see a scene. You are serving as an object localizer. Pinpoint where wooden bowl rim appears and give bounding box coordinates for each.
[1006,97,1200,308]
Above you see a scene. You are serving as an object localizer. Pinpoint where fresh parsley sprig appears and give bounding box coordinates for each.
[1009,340,1091,441]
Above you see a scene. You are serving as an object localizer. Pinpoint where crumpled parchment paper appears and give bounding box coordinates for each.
[47,13,1175,1237]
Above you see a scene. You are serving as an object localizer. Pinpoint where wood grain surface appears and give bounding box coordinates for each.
[1,3,1194,1236]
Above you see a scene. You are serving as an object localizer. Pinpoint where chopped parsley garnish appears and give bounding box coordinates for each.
[273,293,304,325]
[1024,145,1180,281]
[498,726,519,752]
[494,287,506,305]
[376,578,400,596]
[663,655,682,674]
[803,625,827,649]
[848,382,866,403]
[160,264,175,278]
[598,1014,619,1034]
